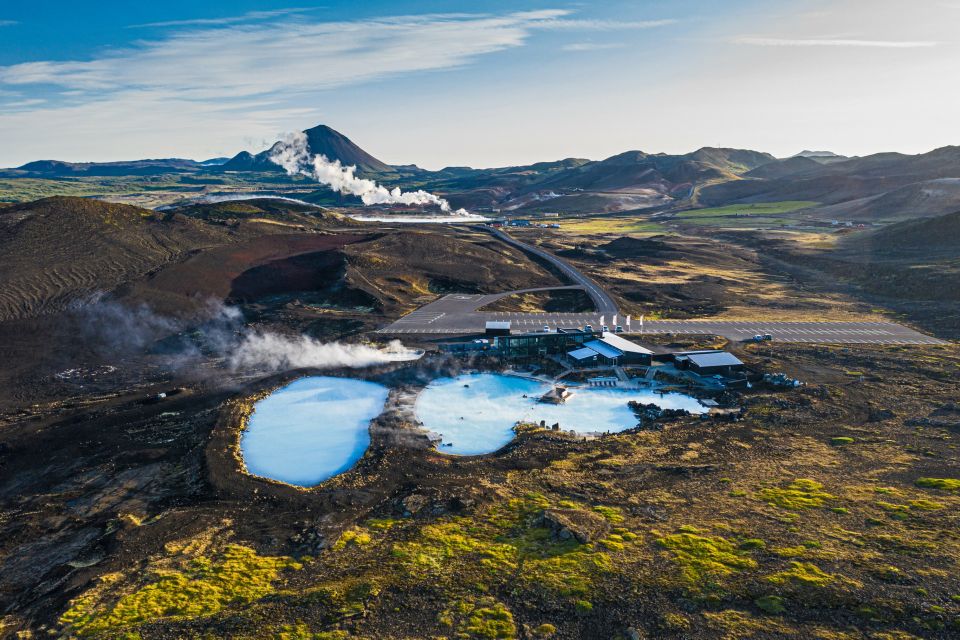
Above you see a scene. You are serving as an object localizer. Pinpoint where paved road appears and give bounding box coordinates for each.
[379,296,944,344]
[484,227,619,315]
[378,227,945,345]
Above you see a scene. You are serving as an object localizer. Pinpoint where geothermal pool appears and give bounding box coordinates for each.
[415,373,706,455]
[240,376,389,486]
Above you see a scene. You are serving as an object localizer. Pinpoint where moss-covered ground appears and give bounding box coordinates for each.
[36,342,960,638]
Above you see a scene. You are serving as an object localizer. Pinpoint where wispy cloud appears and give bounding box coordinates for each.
[0,8,677,165]
[0,9,674,101]
[534,17,677,30]
[731,36,937,48]
[563,42,625,52]
[0,20,18,27]
[127,7,315,29]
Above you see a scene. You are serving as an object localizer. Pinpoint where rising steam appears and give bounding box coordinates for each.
[75,295,421,375]
[270,132,469,214]
[227,332,421,372]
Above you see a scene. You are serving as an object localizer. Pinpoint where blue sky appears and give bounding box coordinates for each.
[0,1,956,167]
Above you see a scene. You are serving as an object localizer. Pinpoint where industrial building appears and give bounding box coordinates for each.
[673,351,745,376]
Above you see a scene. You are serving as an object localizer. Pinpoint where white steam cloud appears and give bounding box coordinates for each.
[76,295,422,375]
[270,132,469,214]
[228,332,421,372]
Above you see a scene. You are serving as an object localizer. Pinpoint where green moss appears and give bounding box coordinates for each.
[574,600,593,614]
[915,477,960,492]
[392,520,517,575]
[278,624,352,639]
[909,499,944,511]
[392,496,617,597]
[755,595,786,614]
[661,612,690,631]
[592,505,625,523]
[532,623,557,637]
[738,538,766,551]
[656,532,757,589]
[831,437,855,446]
[756,479,836,510]
[333,527,373,551]
[440,597,516,639]
[772,545,807,558]
[767,562,835,587]
[60,545,301,636]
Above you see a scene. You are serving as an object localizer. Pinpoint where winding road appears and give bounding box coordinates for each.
[483,227,618,315]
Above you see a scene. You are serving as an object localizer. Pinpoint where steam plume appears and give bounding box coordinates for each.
[227,332,421,372]
[75,295,421,375]
[270,132,469,214]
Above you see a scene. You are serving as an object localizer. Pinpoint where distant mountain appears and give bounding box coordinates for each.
[699,145,960,216]
[814,178,960,222]
[221,124,393,174]
[793,150,844,158]
[426,146,776,212]
[4,158,205,177]
[199,157,230,166]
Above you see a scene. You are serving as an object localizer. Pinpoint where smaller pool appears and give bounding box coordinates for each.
[240,376,389,486]
[415,373,706,455]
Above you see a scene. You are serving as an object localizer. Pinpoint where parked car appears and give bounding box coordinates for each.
[601,325,609,332]
[584,324,593,332]
[615,325,624,333]
[543,325,551,333]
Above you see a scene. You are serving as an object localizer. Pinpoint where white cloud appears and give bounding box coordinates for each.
[127,7,315,29]
[731,36,937,48]
[0,20,18,27]
[530,17,677,30]
[0,8,680,165]
[0,11,564,99]
[563,42,625,52]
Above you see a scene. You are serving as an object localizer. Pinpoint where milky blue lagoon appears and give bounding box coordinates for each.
[415,373,706,455]
[240,376,389,486]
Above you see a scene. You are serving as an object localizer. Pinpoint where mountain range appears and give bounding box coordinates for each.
[4,124,960,220]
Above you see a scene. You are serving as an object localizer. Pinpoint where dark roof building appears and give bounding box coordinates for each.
[674,350,745,376]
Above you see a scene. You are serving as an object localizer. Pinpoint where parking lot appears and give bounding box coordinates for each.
[378,294,944,344]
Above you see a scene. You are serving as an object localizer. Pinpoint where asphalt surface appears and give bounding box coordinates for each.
[378,227,945,345]
[378,298,944,344]
[484,227,619,315]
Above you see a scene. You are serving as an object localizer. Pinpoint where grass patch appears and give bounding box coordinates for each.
[60,545,301,636]
[755,595,787,614]
[831,437,855,446]
[677,201,817,219]
[439,597,516,639]
[656,532,758,590]
[767,562,836,587]
[392,495,619,597]
[756,479,835,510]
[915,477,960,492]
[557,216,665,236]
[333,527,374,551]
